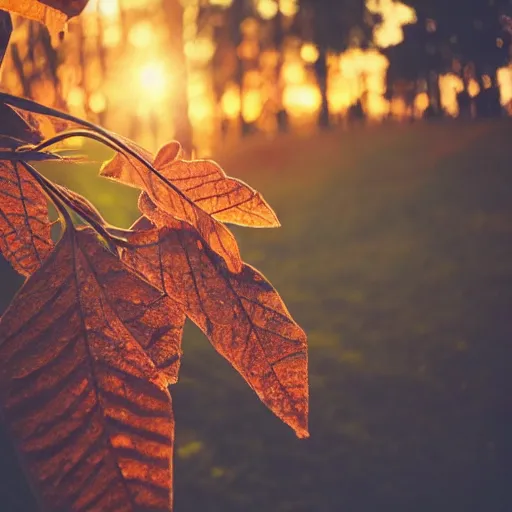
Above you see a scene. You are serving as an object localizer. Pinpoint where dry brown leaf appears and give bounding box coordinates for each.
[104,141,280,228]
[154,160,280,228]
[0,103,44,149]
[101,137,155,190]
[0,0,88,37]
[6,103,76,140]
[153,142,182,168]
[122,219,309,438]
[0,159,53,276]
[0,226,182,512]
[101,145,243,273]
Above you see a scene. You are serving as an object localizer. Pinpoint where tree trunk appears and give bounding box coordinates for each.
[315,49,330,129]
[0,10,12,67]
[230,0,252,137]
[274,4,288,133]
[162,0,193,155]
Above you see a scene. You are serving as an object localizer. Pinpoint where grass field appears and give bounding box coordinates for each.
[1,120,512,511]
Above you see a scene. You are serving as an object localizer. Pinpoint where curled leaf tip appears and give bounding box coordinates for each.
[296,428,310,440]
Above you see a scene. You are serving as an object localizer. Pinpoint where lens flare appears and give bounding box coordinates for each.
[139,61,169,101]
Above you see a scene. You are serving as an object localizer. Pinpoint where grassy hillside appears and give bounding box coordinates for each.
[1,120,512,511]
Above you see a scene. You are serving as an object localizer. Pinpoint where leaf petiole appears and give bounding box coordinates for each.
[0,93,197,205]
[18,161,125,251]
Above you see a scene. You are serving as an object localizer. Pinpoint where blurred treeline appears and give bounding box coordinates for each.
[1,0,511,155]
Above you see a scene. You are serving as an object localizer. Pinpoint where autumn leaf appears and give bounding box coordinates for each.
[0,0,89,38]
[122,218,309,438]
[40,0,88,16]
[104,141,280,228]
[0,95,242,272]
[0,159,53,276]
[5,103,77,141]
[99,136,155,190]
[100,145,243,273]
[153,141,182,167]
[0,9,11,67]
[0,103,45,149]
[154,154,279,228]
[0,226,182,512]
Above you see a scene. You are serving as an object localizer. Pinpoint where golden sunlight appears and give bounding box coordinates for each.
[300,43,320,64]
[128,21,154,49]
[279,0,299,17]
[256,0,279,20]
[85,0,120,19]
[209,0,234,7]
[467,78,480,98]
[497,65,512,110]
[337,48,390,120]
[438,73,464,117]
[366,0,417,48]
[283,84,322,115]
[139,61,169,101]
[221,83,242,120]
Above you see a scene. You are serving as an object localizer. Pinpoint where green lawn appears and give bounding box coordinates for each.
[1,120,512,511]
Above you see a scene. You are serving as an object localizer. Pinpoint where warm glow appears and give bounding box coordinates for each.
[366,0,417,48]
[85,0,120,19]
[390,96,408,119]
[260,49,280,69]
[467,78,480,98]
[129,22,154,49]
[67,87,85,109]
[185,38,216,64]
[328,78,359,114]
[282,62,307,84]
[482,75,492,89]
[339,48,388,79]
[138,61,169,101]
[366,93,389,120]
[221,83,241,119]
[242,89,263,122]
[89,92,107,114]
[256,0,279,20]
[188,76,209,99]
[209,0,233,7]
[244,70,262,89]
[300,43,320,64]
[439,73,464,117]
[103,25,122,48]
[189,98,214,122]
[237,40,260,61]
[414,92,429,117]
[283,84,322,115]
[280,0,299,17]
[497,65,512,107]
[241,17,260,37]
[336,48,390,119]
[123,0,161,8]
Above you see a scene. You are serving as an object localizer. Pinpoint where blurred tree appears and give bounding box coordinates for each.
[396,0,512,114]
[163,0,193,154]
[299,0,368,128]
[2,18,64,108]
